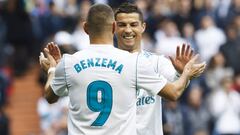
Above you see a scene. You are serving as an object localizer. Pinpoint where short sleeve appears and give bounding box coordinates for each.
[156,55,179,82]
[50,55,69,96]
[136,53,167,95]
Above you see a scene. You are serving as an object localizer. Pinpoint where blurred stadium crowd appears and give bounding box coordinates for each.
[0,0,240,135]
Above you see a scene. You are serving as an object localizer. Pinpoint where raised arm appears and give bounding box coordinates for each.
[39,43,59,104]
[158,54,206,101]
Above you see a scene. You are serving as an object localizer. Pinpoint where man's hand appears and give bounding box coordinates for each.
[39,52,50,72]
[182,54,206,80]
[169,44,193,74]
[39,42,58,72]
[47,42,62,63]
[158,54,206,101]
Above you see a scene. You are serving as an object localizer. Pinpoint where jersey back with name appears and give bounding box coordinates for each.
[57,45,138,135]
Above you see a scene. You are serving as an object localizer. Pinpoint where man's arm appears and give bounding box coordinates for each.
[39,43,59,104]
[137,54,206,101]
[44,68,59,103]
[158,73,190,101]
[158,55,206,101]
[153,44,196,100]
[155,44,193,82]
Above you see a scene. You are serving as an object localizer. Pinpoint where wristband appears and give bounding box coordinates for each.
[175,71,181,78]
[48,67,56,74]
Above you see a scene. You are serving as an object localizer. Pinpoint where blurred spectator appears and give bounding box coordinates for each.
[233,72,240,93]
[135,0,150,20]
[72,17,90,50]
[194,131,209,135]
[0,16,6,70]
[93,0,107,4]
[108,0,133,9]
[53,0,78,16]
[182,22,199,52]
[54,31,77,54]
[172,0,194,34]
[37,70,68,135]
[141,33,155,52]
[144,0,167,42]
[55,0,79,32]
[154,19,186,56]
[29,0,49,16]
[233,16,240,36]
[195,15,226,62]
[209,74,240,135]
[220,23,240,73]
[39,1,65,40]
[206,52,234,91]
[192,0,217,29]
[37,95,68,135]
[65,0,79,16]
[214,0,232,29]
[0,14,8,67]
[163,101,185,135]
[0,70,10,107]
[201,0,216,19]
[0,108,9,135]
[0,12,6,44]
[2,0,35,76]
[154,0,175,16]
[182,85,212,135]
[225,0,240,28]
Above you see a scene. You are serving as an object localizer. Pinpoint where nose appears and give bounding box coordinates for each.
[124,25,133,34]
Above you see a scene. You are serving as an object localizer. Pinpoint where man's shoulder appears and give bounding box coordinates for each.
[140,50,156,58]
[62,51,80,59]
[140,50,169,62]
[113,47,133,55]
[61,51,87,63]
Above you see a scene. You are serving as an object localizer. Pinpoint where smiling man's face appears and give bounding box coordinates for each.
[115,13,146,52]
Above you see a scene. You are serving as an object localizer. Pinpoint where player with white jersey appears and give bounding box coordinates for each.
[114,3,195,135]
[136,51,182,135]
[39,4,206,135]
[51,45,169,135]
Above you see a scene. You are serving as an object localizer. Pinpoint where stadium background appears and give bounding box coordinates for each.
[0,0,240,135]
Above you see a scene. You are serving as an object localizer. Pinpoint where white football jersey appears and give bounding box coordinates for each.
[50,45,168,135]
[136,51,179,135]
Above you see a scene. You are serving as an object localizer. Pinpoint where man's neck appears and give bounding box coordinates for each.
[118,44,141,53]
[90,40,113,45]
[89,35,113,45]
[131,47,141,53]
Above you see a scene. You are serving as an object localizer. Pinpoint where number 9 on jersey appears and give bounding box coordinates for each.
[87,80,113,126]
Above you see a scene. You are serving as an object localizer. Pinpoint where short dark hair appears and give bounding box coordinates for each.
[87,4,114,34]
[114,2,144,22]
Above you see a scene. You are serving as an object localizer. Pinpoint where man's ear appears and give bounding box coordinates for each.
[112,21,116,34]
[83,22,89,35]
[141,22,146,33]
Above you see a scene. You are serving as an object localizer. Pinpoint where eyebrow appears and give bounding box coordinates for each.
[116,22,125,25]
[116,21,139,23]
